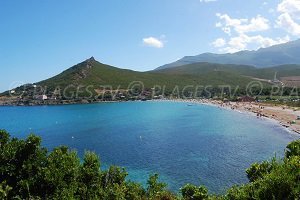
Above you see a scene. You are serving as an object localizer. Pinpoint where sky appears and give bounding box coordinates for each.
[0,0,300,92]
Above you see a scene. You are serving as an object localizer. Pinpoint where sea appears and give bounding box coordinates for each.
[0,101,298,193]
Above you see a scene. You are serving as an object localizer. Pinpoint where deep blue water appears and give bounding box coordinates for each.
[0,101,299,193]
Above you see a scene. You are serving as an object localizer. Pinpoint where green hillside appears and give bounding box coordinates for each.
[154,62,256,76]
[1,57,275,102]
[155,62,300,81]
[32,57,258,97]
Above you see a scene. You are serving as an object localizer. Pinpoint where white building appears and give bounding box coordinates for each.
[34,95,48,100]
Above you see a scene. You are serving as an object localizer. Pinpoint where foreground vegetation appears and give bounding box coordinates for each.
[0,130,299,199]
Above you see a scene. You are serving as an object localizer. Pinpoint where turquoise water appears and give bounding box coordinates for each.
[0,101,298,193]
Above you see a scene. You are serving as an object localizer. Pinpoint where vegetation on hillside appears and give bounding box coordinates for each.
[0,130,299,199]
[36,58,260,96]
[0,58,299,107]
[2,58,282,104]
[154,62,300,81]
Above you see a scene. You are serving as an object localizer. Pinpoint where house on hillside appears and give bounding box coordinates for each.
[34,95,48,100]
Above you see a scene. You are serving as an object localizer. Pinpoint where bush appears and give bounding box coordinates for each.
[0,129,299,200]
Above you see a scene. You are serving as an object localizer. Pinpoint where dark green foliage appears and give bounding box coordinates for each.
[147,174,167,199]
[0,130,176,199]
[0,130,9,147]
[0,130,299,199]
[222,144,300,200]
[246,160,275,182]
[285,140,300,158]
[43,146,80,199]
[0,130,47,199]
[181,184,208,200]
[0,181,12,200]
[77,151,102,199]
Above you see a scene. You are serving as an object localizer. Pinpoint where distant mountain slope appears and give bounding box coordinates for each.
[155,62,256,75]
[157,39,300,70]
[155,62,300,81]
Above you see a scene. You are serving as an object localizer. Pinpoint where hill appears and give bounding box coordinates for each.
[157,39,300,70]
[1,57,258,99]
[155,62,300,81]
[8,57,300,105]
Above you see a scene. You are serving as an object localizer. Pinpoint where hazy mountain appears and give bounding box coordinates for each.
[156,39,300,70]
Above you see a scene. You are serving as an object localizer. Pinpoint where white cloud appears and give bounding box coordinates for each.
[220,34,290,53]
[237,16,270,33]
[212,38,226,47]
[199,0,217,3]
[222,27,231,35]
[143,37,164,48]
[277,0,300,18]
[276,0,300,36]
[277,13,300,35]
[216,14,270,34]
[215,22,222,27]
[213,9,293,53]
[211,0,300,53]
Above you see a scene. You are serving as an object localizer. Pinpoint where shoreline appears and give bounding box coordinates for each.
[154,98,300,135]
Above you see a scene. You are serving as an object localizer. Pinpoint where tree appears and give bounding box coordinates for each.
[285,140,300,158]
[0,130,9,148]
[181,184,208,200]
[0,130,299,200]
[0,182,12,200]
[0,132,47,199]
[43,146,80,199]
[77,151,103,199]
[147,174,167,199]
[246,160,275,182]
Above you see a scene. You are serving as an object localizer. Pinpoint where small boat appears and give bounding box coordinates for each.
[187,104,193,106]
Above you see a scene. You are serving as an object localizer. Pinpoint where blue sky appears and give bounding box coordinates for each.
[0,0,299,92]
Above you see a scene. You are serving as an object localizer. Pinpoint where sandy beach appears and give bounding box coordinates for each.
[157,98,300,134]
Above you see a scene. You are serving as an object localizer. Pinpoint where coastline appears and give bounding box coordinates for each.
[153,98,300,135]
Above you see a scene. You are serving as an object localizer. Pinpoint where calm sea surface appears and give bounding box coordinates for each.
[0,101,298,193]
